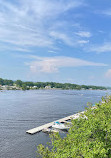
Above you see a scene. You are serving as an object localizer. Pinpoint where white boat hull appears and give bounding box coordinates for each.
[52,123,70,130]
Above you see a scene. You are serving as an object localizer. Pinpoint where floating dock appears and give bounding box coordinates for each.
[26,111,85,134]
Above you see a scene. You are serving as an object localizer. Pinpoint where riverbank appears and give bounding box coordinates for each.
[0,86,107,91]
[0,78,107,90]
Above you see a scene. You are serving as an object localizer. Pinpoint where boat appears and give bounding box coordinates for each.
[42,128,59,134]
[52,121,70,130]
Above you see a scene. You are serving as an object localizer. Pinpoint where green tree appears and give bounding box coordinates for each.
[15,80,23,87]
[0,78,4,85]
[22,84,29,90]
[3,79,13,86]
[37,97,111,158]
[24,82,34,87]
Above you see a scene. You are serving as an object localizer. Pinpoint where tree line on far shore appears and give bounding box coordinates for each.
[0,78,107,90]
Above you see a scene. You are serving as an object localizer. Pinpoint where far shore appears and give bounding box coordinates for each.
[0,87,107,91]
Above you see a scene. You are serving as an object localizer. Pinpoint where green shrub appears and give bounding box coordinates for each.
[37,97,111,158]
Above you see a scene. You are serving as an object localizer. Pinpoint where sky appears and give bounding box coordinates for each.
[0,0,111,86]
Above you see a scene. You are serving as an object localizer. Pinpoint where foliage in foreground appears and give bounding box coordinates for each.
[37,97,111,158]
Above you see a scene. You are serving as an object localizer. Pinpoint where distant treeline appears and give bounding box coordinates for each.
[0,78,107,90]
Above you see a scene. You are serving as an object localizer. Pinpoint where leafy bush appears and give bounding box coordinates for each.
[37,97,111,158]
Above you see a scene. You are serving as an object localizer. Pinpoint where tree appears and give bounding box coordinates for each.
[22,84,29,90]
[15,80,23,87]
[24,82,34,87]
[0,78,4,85]
[3,79,13,86]
[37,97,111,158]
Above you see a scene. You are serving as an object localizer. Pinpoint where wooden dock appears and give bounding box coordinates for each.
[26,111,85,134]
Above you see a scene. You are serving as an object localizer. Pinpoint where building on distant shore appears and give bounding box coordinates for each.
[45,86,51,89]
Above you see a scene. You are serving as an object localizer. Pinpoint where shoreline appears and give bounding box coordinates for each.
[0,88,108,91]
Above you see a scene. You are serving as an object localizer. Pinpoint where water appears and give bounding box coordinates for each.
[0,90,110,158]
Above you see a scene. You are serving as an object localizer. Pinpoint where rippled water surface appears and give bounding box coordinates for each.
[0,90,110,158]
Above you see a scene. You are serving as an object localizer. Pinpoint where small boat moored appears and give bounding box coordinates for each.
[42,128,59,134]
[52,121,70,130]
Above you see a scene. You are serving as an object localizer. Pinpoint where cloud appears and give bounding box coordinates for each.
[50,31,74,46]
[75,31,91,38]
[105,69,111,78]
[95,8,111,16]
[101,9,111,16]
[26,0,83,18]
[26,56,107,73]
[48,50,57,54]
[0,42,30,52]
[77,40,89,44]
[50,31,90,47]
[88,42,111,53]
[0,0,84,51]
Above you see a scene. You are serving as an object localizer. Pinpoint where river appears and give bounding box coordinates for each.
[0,90,110,158]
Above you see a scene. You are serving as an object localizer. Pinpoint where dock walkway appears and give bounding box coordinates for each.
[26,111,84,134]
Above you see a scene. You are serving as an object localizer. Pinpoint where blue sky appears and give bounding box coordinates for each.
[0,0,111,86]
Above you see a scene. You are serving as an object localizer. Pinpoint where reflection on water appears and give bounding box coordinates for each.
[0,90,110,158]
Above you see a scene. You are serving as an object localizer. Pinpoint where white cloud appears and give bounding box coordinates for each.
[50,31,74,46]
[0,0,84,51]
[77,40,89,44]
[88,42,111,53]
[25,0,83,18]
[26,56,107,73]
[105,69,111,78]
[75,31,91,38]
[48,50,57,54]
[0,42,30,52]
[102,9,111,16]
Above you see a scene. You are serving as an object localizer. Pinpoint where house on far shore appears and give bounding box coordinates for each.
[1,85,8,90]
[31,86,37,89]
[45,86,51,89]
